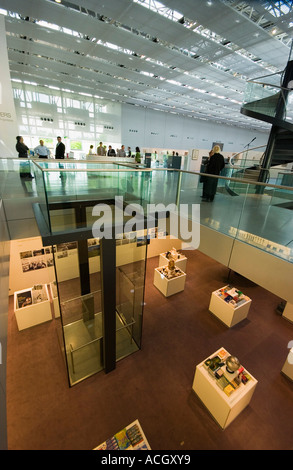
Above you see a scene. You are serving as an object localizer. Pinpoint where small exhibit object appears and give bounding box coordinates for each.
[93,419,151,450]
[192,347,258,429]
[209,285,251,327]
[14,284,52,331]
[281,347,293,381]
[153,261,186,297]
[159,248,187,272]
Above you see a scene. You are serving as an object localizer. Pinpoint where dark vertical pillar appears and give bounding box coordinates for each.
[74,203,93,320]
[77,240,90,296]
[258,59,293,188]
[100,237,116,373]
[77,239,94,322]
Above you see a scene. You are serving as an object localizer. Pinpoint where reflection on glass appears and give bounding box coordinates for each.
[116,235,146,361]
[61,291,103,386]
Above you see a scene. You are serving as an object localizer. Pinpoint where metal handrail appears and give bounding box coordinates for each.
[1,157,292,191]
[246,80,292,92]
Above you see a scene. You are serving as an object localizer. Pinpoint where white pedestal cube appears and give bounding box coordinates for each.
[192,348,258,429]
[282,302,293,323]
[153,266,186,297]
[14,285,52,331]
[281,348,293,381]
[209,286,251,327]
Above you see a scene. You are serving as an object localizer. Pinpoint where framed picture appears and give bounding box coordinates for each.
[192,149,199,160]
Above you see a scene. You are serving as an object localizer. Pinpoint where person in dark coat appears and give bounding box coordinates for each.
[16,135,34,178]
[55,136,65,159]
[202,145,225,202]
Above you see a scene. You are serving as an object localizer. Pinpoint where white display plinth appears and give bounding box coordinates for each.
[49,282,60,318]
[209,286,251,327]
[282,302,293,323]
[14,285,52,331]
[281,348,293,381]
[192,348,258,429]
[159,253,187,272]
[153,266,186,297]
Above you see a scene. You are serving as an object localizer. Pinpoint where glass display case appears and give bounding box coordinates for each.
[52,232,146,386]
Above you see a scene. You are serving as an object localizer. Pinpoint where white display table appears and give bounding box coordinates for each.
[159,252,187,272]
[282,302,293,323]
[14,284,52,331]
[153,266,186,297]
[93,419,151,450]
[49,282,60,318]
[209,285,251,327]
[281,347,293,381]
[192,347,258,429]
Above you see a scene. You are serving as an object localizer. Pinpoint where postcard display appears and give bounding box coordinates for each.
[14,284,52,331]
[154,248,187,297]
[93,420,151,450]
[192,348,258,429]
[209,285,252,328]
[281,347,293,381]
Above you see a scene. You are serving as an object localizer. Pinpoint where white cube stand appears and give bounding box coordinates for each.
[192,347,258,429]
[159,253,187,272]
[282,302,293,323]
[209,286,251,328]
[14,285,52,331]
[281,348,293,381]
[153,266,186,297]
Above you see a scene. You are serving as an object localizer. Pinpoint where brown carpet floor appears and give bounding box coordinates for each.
[6,250,293,450]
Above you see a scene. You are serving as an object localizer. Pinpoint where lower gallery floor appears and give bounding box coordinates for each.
[6,250,293,450]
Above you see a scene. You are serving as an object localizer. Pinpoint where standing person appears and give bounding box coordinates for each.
[55,136,65,159]
[107,145,116,156]
[117,145,126,158]
[202,145,225,202]
[34,139,50,158]
[135,146,141,163]
[127,146,132,157]
[88,145,95,155]
[97,142,106,156]
[16,135,34,179]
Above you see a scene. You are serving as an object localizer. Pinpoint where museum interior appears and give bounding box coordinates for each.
[1,0,293,451]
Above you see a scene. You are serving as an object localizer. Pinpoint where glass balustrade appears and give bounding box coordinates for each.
[1,158,292,263]
[242,78,293,125]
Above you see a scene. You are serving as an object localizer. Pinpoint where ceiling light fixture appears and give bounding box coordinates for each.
[55,0,62,3]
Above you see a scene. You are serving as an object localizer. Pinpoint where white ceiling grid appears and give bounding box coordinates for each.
[1,0,293,131]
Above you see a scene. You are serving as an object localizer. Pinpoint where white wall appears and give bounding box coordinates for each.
[0,200,10,450]
[121,104,269,154]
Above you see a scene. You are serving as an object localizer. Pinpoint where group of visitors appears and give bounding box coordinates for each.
[89,142,141,162]
[16,135,66,179]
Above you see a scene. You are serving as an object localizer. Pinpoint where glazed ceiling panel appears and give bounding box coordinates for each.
[1,0,292,131]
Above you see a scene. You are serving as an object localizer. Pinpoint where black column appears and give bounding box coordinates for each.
[100,237,116,373]
[258,59,293,186]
